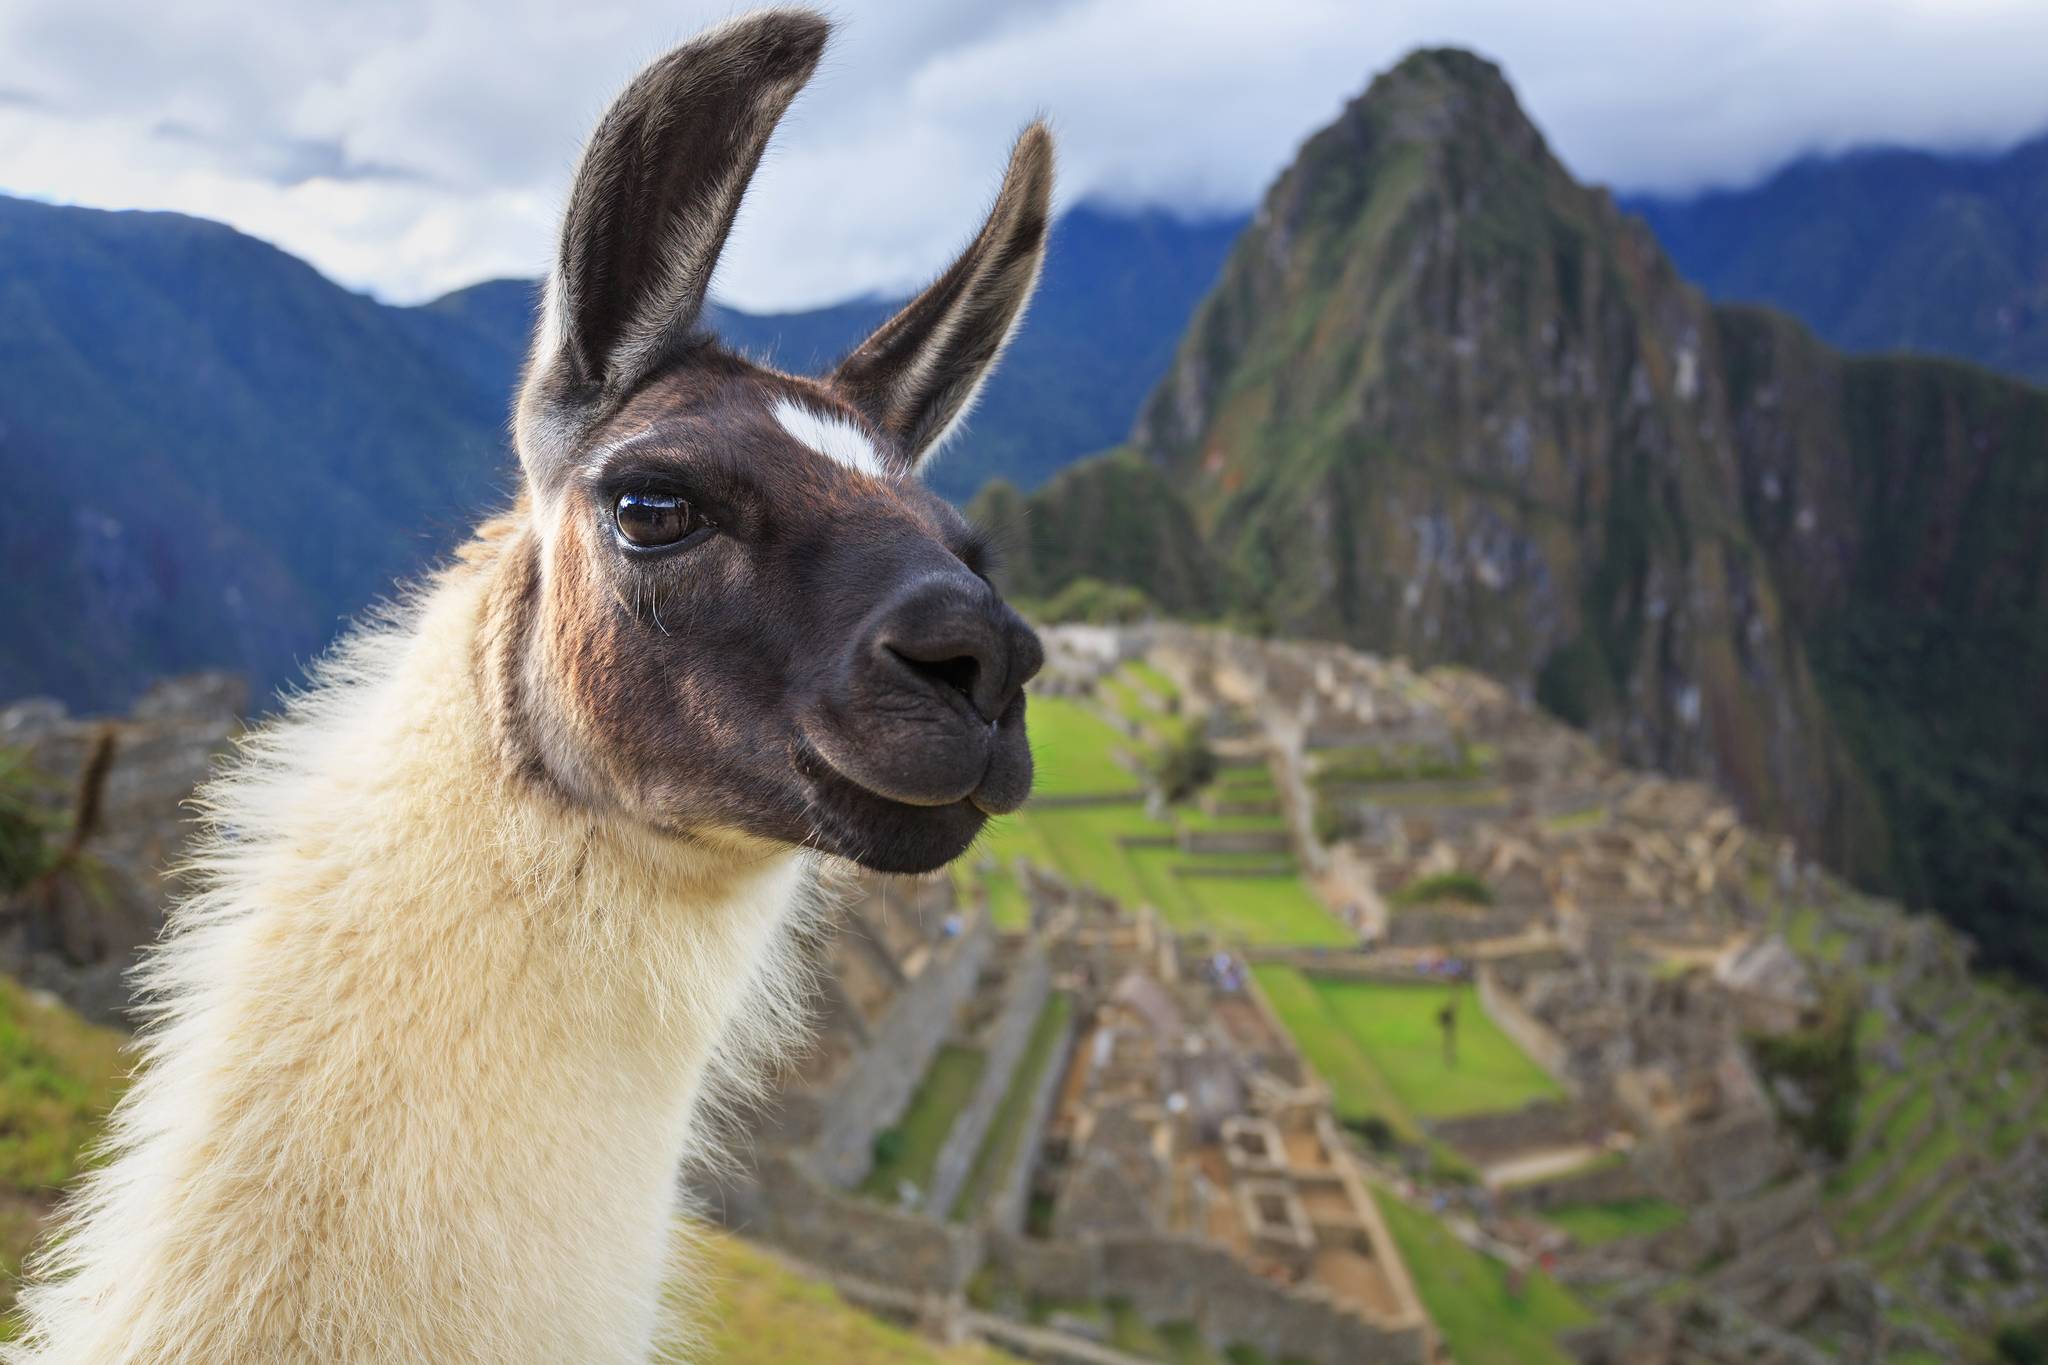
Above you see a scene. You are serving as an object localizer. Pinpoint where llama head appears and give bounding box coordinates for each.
[505,9,1048,875]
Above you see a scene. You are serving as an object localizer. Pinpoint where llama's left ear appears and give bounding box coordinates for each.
[830,124,1055,472]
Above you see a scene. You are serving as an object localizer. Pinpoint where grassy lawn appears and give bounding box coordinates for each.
[951,993,1073,1222]
[1120,660,1181,704]
[0,975,128,1310]
[1541,805,1607,833]
[1029,804,1159,908]
[1175,875,1353,947]
[1176,806,1287,834]
[1841,1120,1962,1242]
[1098,677,1173,734]
[860,1044,985,1203]
[980,867,1030,931]
[1309,980,1563,1120]
[1780,905,1846,963]
[1545,1198,1687,1246]
[1250,964,1420,1141]
[1834,1087,1934,1198]
[971,805,1057,875]
[1027,694,1144,797]
[1372,1188,1589,1365]
[1308,743,1485,786]
[983,736,1348,948]
[696,1231,1017,1363]
[1214,769,1278,799]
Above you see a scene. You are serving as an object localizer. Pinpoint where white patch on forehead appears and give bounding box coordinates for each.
[772,398,890,480]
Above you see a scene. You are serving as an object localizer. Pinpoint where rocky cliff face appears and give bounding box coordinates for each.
[1028,50,2046,976]
[0,674,243,1021]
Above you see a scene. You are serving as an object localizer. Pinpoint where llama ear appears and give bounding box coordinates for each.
[539,10,828,397]
[830,124,1055,471]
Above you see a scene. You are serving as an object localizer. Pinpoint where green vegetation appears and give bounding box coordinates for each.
[1541,805,1606,833]
[1747,984,1861,1160]
[1143,718,1219,804]
[1544,1198,1686,1247]
[969,449,1227,620]
[1996,1310,2048,1365]
[1122,661,1181,705]
[0,976,127,1315]
[1310,742,1485,786]
[1391,871,1494,908]
[1024,577,1158,626]
[1174,875,1352,947]
[980,868,1029,932]
[0,749,57,896]
[1026,694,1146,797]
[1308,980,1563,1120]
[1372,1187,1590,1365]
[951,993,1073,1222]
[860,1045,985,1203]
[971,691,1354,949]
[1250,964,1419,1141]
[694,1231,1019,1364]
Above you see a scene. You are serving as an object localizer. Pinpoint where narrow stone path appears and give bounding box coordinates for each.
[1479,1143,1611,1191]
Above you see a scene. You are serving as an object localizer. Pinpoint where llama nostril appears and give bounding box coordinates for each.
[891,648,981,706]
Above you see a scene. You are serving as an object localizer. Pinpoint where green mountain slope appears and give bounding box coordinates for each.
[1004,50,2048,980]
[1627,135,2048,385]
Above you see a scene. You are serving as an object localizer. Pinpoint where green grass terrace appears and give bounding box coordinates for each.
[957,682,1354,950]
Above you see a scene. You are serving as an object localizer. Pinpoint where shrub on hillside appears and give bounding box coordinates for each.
[1024,576,1156,626]
[1998,1312,2048,1365]
[1145,720,1218,805]
[0,747,58,896]
[1392,871,1494,908]
[1747,982,1861,1161]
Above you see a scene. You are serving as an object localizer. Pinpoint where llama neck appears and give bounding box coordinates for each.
[13,545,813,1364]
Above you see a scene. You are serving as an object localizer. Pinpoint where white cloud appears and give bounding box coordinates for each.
[1,0,2045,311]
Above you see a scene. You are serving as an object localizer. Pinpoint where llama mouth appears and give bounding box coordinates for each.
[790,732,990,874]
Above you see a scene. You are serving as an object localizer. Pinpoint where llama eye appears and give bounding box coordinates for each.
[613,493,704,550]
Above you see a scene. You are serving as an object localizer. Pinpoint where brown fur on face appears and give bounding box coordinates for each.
[490,352,1039,872]
[481,11,1051,874]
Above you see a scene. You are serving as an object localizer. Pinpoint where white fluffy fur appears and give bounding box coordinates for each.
[6,546,822,1363]
[771,397,890,479]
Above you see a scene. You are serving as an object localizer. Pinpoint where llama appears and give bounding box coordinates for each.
[8,10,1050,1361]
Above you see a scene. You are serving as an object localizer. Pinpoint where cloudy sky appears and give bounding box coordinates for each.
[3,0,2045,312]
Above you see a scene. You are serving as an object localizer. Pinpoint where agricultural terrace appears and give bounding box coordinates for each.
[960,673,1352,949]
[1371,1189,1589,1365]
[1251,966,1562,1128]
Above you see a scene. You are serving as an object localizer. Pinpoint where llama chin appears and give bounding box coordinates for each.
[7,9,1052,1362]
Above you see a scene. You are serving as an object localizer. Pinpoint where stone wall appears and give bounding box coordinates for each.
[985,997,1080,1235]
[1431,1099,1588,1161]
[0,673,244,1022]
[926,945,1052,1216]
[992,1231,1429,1364]
[1181,828,1292,856]
[1507,1156,1651,1211]
[808,916,992,1189]
[1383,904,1536,948]
[1475,961,1577,1093]
[716,1150,984,1297]
[1710,1172,1821,1255]
[1642,1106,1790,1204]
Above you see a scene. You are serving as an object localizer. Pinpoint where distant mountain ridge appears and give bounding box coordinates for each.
[1626,133,2048,384]
[978,50,2048,980]
[0,196,1239,710]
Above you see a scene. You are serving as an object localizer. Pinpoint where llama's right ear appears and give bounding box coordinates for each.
[535,10,828,400]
